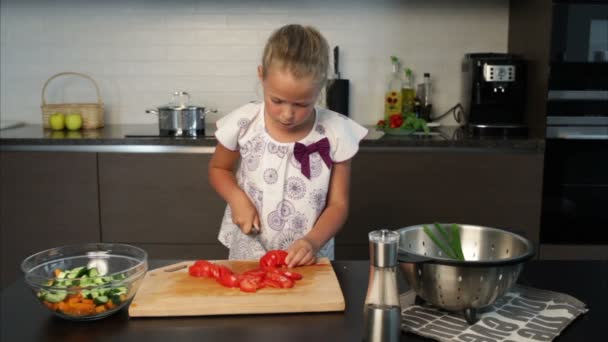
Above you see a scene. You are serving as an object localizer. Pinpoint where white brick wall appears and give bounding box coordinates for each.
[0,0,509,126]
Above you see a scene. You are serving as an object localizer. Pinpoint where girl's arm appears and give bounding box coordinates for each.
[285,159,352,267]
[209,143,260,234]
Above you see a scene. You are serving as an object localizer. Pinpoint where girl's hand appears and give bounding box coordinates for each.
[229,192,261,235]
[285,238,318,268]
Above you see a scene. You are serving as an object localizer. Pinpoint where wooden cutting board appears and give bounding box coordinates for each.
[128,258,345,317]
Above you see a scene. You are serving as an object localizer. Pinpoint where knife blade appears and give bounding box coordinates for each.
[250,223,267,252]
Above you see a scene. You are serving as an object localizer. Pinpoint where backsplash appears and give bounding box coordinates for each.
[0,0,508,126]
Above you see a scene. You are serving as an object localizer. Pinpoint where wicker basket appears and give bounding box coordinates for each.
[41,72,105,129]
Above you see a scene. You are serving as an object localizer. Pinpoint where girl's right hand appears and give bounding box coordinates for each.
[229,192,261,235]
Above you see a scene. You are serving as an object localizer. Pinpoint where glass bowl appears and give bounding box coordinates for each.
[21,243,148,321]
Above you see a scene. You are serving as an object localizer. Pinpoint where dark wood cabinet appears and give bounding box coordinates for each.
[508,0,552,139]
[97,153,227,256]
[0,152,100,289]
[337,149,544,259]
[0,147,546,288]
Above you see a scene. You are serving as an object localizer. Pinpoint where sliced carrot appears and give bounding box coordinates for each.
[71,302,95,314]
[81,299,94,306]
[105,301,116,309]
[57,301,69,312]
[43,301,58,311]
[95,305,107,313]
[53,269,62,277]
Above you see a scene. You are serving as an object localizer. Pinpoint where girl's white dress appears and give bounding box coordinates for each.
[214,102,368,260]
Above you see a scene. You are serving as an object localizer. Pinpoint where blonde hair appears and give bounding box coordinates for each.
[261,24,330,89]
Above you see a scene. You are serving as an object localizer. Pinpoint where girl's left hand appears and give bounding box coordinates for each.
[285,238,318,268]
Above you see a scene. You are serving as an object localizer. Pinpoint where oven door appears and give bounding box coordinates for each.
[551,1,608,65]
[541,137,608,244]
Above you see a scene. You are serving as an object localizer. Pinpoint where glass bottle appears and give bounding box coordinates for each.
[363,230,401,342]
[401,68,415,114]
[421,73,432,121]
[384,56,403,122]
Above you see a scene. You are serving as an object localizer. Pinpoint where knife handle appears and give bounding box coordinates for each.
[333,46,340,79]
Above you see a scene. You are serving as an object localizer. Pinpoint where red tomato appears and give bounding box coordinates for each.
[280,270,303,280]
[259,250,288,269]
[189,251,303,292]
[209,264,220,279]
[266,272,294,288]
[263,278,282,288]
[239,275,264,293]
[193,260,212,268]
[217,266,240,288]
[242,268,266,278]
[188,265,206,277]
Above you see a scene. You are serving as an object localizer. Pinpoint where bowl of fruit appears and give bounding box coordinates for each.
[21,243,148,321]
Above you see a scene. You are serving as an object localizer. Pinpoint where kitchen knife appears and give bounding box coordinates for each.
[326,46,349,116]
[251,223,267,252]
[334,46,341,79]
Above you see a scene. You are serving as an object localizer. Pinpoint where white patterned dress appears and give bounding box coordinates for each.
[214,102,368,260]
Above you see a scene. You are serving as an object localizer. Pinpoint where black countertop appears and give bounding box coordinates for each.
[1,260,605,341]
[0,124,544,152]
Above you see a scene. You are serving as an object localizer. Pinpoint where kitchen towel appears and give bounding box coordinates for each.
[400,285,588,342]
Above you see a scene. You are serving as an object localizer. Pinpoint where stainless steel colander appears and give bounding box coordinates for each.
[396,224,535,324]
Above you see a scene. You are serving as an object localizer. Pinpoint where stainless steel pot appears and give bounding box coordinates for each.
[146,91,216,137]
[396,224,534,324]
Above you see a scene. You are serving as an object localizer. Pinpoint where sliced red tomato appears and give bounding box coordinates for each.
[242,268,266,278]
[239,275,264,293]
[217,266,240,288]
[259,250,288,269]
[188,260,215,277]
[189,251,303,292]
[193,260,212,268]
[209,264,220,279]
[280,270,302,280]
[266,271,294,288]
[263,278,282,288]
[188,265,206,277]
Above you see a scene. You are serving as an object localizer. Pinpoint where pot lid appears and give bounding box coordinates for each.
[157,104,206,110]
[158,91,205,110]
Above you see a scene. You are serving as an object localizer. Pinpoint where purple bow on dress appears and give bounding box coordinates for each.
[293,137,333,179]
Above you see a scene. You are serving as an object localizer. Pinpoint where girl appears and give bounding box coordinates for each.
[209,24,367,268]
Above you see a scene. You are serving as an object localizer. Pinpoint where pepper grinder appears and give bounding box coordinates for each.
[363,229,401,342]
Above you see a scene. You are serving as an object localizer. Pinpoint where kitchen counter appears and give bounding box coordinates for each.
[1,260,605,341]
[0,124,544,153]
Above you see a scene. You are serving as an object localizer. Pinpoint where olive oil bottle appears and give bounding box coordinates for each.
[384,56,403,122]
[401,68,415,114]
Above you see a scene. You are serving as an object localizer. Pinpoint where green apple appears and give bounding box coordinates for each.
[50,130,65,139]
[65,113,83,131]
[49,113,65,130]
[66,130,82,139]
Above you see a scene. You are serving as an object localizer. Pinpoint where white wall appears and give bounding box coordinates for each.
[0,0,509,126]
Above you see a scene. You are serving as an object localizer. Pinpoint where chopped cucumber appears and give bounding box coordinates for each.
[44,291,67,303]
[66,267,85,279]
[94,295,109,305]
[88,268,99,278]
[39,266,129,306]
[111,295,122,305]
[109,287,127,296]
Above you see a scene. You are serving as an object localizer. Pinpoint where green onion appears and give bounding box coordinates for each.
[423,225,457,259]
[423,223,465,261]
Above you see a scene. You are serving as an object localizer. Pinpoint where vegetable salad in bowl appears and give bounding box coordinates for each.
[21,243,147,321]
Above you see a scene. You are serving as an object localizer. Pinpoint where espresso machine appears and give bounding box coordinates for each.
[461,53,527,136]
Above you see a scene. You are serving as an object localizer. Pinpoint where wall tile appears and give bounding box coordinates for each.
[1,0,508,126]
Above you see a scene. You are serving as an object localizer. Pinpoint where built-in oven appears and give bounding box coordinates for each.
[541,0,608,246]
